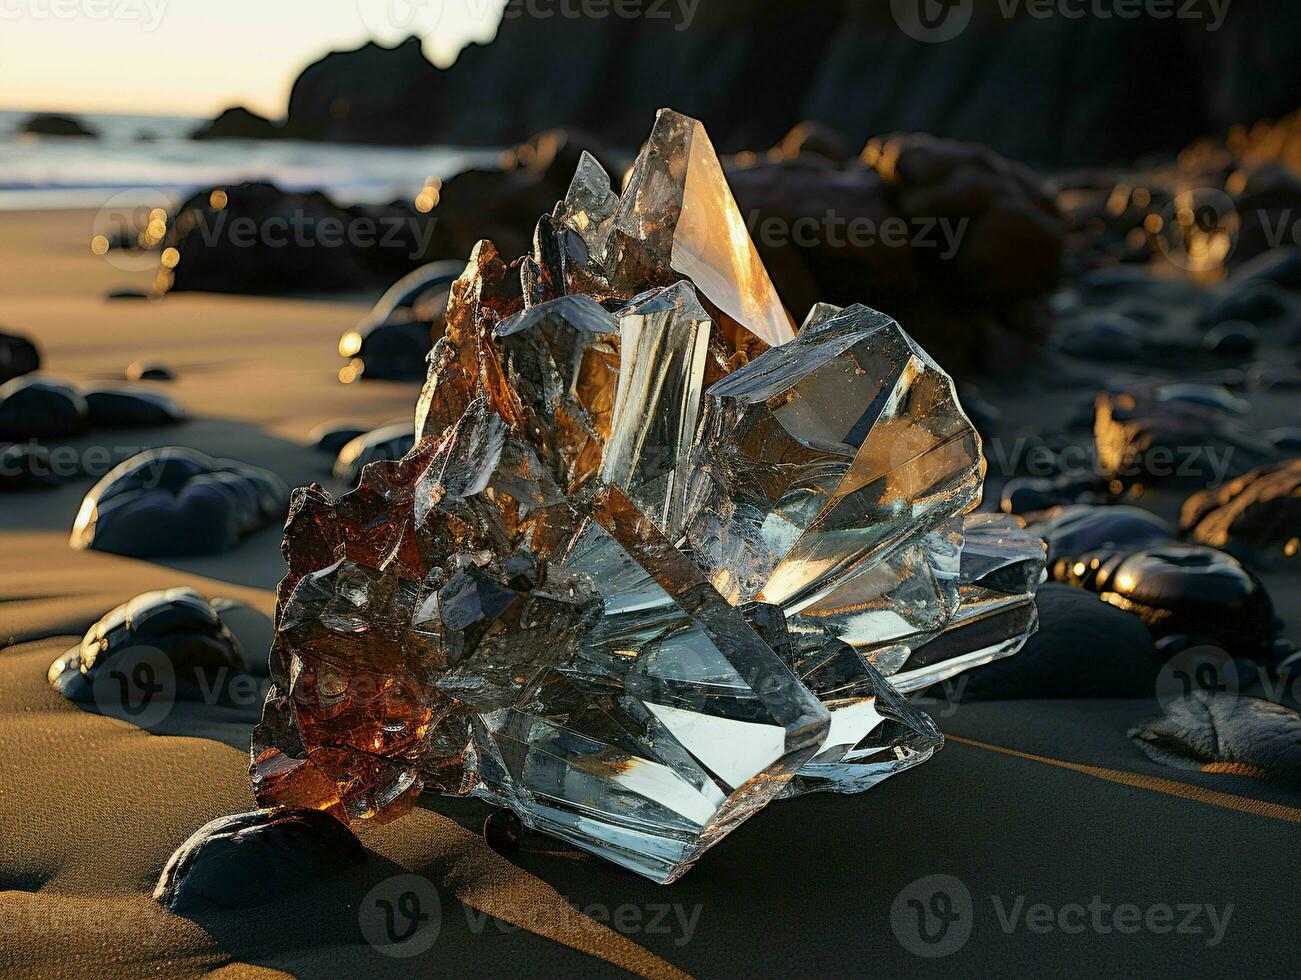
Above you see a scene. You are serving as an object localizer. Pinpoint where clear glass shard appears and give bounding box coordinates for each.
[251,109,1040,886]
[601,282,711,539]
[889,514,1046,693]
[685,304,984,627]
[612,108,794,348]
[464,485,830,883]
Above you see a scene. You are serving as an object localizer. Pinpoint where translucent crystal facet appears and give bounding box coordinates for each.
[252,109,1042,884]
[612,108,795,348]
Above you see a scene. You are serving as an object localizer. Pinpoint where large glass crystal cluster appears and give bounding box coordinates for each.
[251,109,1045,883]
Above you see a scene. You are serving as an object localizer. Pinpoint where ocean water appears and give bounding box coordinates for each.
[0,110,499,211]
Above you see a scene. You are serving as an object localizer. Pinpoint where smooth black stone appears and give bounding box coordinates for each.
[1130,693,1301,787]
[1051,544,1277,655]
[48,586,250,703]
[951,585,1158,700]
[1000,475,1106,515]
[0,443,59,490]
[308,421,369,455]
[1054,312,1146,361]
[1202,320,1259,356]
[125,360,176,381]
[71,447,288,558]
[1022,505,1173,561]
[1204,280,1297,328]
[1154,382,1249,416]
[333,422,416,485]
[1108,297,1171,327]
[84,387,185,428]
[0,377,89,440]
[211,598,274,677]
[484,808,523,852]
[1266,428,1301,453]
[153,808,367,913]
[1180,459,1301,560]
[344,319,434,381]
[1074,267,1204,307]
[1227,246,1301,292]
[0,331,40,384]
[340,261,461,381]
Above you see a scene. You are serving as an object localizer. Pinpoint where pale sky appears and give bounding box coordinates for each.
[0,0,507,117]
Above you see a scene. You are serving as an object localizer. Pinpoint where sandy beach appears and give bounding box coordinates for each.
[1,207,1297,978]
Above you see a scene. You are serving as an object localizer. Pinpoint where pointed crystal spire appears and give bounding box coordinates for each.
[601,281,711,538]
[612,108,794,348]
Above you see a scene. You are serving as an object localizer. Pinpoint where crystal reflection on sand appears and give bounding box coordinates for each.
[249,109,1045,883]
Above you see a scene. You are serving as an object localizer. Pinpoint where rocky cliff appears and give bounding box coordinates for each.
[209,0,1301,167]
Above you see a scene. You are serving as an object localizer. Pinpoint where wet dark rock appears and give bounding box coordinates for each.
[191,105,281,141]
[188,6,1300,169]
[956,387,1001,442]
[1000,475,1107,515]
[1073,266,1206,307]
[1094,385,1280,488]
[159,182,437,295]
[1022,505,1173,561]
[1226,246,1301,292]
[308,421,369,455]
[484,808,523,853]
[1054,311,1146,361]
[770,121,852,166]
[70,447,288,558]
[1202,320,1258,357]
[1180,459,1301,559]
[1107,297,1172,328]
[948,584,1158,700]
[0,331,40,384]
[1130,693,1301,787]
[1051,544,1277,655]
[284,37,443,146]
[729,133,1061,370]
[0,444,59,490]
[333,422,416,486]
[84,387,185,428]
[1266,428,1301,454]
[153,807,367,913]
[1153,382,1249,416]
[21,112,95,138]
[211,598,274,677]
[125,360,175,382]
[1203,280,1297,329]
[0,377,89,440]
[47,587,250,702]
[339,261,461,382]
